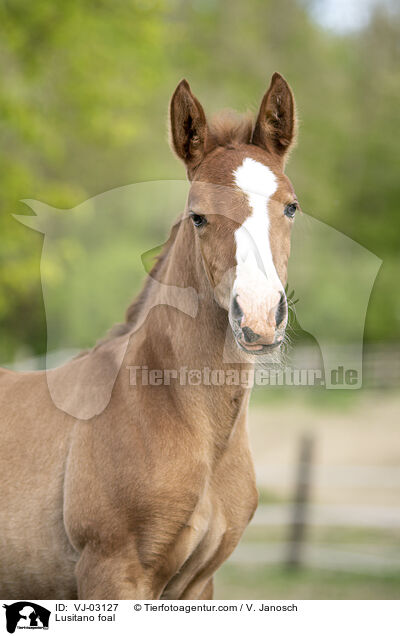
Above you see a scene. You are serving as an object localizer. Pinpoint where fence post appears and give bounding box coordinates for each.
[286,433,315,568]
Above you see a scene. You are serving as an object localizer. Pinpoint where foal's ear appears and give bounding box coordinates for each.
[170,79,208,176]
[252,72,296,164]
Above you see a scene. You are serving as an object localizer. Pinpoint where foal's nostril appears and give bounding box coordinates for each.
[231,295,244,323]
[242,326,260,343]
[275,292,288,327]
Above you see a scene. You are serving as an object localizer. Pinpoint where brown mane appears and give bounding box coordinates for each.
[125,217,182,325]
[208,110,254,147]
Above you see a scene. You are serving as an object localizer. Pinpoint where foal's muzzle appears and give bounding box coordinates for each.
[230,291,288,355]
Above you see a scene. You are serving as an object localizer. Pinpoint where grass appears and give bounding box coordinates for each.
[257,488,289,505]
[242,524,400,548]
[214,523,400,599]
[250,383,366,411]
[214,563,400,600]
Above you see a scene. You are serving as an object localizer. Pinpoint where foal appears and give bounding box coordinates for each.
[0,73,298,599]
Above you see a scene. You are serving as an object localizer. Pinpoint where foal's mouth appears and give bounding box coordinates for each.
[229,290,288,358]
[229,316,284,356]
[235,338,283,356]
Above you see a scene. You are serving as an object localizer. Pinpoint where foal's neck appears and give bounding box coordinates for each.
[127,215,252,375]
[123,216,253,447]
[150,217,236,366]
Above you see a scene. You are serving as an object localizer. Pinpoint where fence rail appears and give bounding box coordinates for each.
[253,503,400,529]
[246,430,400,574]
[289,344,400,388]
[231,542,400,573]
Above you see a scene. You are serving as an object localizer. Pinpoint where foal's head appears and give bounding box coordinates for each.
[170,73,298,356]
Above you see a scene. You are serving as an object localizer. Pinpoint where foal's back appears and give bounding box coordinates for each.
[0,368,77,598]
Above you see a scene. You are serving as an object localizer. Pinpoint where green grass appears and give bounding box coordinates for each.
[251,385,400,413]
[215,563,400,600]
[242,524,400,548]
[250,383,366,411]
[215,523,400,599]
[257,488,289,505]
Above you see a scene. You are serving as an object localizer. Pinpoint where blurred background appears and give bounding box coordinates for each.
[0,0,399,598]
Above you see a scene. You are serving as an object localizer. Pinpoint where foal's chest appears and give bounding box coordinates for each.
[162,437,257,599]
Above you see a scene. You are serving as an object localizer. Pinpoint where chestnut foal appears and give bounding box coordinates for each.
[0,73,298,599]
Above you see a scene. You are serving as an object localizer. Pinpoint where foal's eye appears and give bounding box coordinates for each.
[284,203,297,219]
[189,212,207,228]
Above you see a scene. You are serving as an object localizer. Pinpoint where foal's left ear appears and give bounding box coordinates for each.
[170,79,209,177]
[252,72,297,164]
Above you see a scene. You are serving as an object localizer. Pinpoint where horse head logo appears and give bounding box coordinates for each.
[13,180,381,420]
[3,602,50,634]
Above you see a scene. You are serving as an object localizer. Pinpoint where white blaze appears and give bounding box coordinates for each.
[233,157,283,294]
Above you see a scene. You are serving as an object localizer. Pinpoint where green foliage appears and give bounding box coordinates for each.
[0,0,399,361]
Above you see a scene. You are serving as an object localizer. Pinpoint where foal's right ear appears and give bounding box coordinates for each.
[170,79,208,176]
